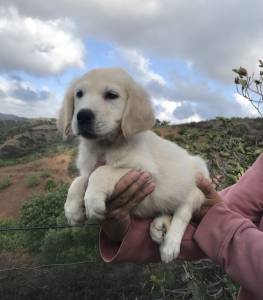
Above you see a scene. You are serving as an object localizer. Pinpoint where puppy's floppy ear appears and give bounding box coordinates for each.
[57,84,75,139]
[121,79,155,138]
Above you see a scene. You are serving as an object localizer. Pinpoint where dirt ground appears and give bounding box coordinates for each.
[0,153,72,218]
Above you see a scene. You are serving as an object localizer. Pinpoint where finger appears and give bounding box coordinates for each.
[130,181,156,206]
[107,181,155,218]
[107,174,151,211]
[108,182,155,219]
[196,177,215,197]
[110,170,141,199]
[108,172,152,210]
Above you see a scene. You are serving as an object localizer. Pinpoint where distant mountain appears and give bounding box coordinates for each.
[0,113,27,121]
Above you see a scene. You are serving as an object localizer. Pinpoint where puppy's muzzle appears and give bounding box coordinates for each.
[77,109,97,138]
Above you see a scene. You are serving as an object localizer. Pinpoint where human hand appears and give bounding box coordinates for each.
[100,170,155,242]
[192,176,222,223]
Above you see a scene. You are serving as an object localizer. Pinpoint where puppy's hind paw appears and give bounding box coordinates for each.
[150,215,172,244]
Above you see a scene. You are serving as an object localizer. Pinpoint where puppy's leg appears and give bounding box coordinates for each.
[85,166,131,221]
[150,215,172,244]
[65,176,89,226]
[160,188,204,263]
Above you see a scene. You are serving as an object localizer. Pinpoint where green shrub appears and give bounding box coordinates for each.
[0,219,23,252]
[44,179,57,191]
[164,134,175,141]
[0,176,12,190]
[20,184,69,252]
[26,175,40,188]
[19,184,99,263]
[40,225,99,263]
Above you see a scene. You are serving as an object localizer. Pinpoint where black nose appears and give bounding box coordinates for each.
[77,109,95,124]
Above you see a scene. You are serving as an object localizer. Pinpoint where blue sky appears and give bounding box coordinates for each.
[0,1,262,122]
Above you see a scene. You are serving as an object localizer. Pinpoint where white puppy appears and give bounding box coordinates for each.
[57,68,210,263]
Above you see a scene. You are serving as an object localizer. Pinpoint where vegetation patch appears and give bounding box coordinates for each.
[0,176,12,190]
[44,178,57,191]
[26,175,40,188]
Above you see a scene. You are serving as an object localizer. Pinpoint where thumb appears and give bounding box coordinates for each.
[196,177,216,198]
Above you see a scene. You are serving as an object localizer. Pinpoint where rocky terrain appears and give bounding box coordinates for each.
[0,123,61,158]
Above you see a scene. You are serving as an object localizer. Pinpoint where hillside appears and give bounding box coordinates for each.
[0,112,27,121]
[0,116,262,300]
[0,116,262,217]
[0,117,59,146]
[0,153,71,218]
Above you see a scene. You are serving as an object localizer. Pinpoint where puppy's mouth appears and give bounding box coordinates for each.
[79,130,98,139]
[78,128,99,139]
[78,126,121,143]
[77,124,98,139]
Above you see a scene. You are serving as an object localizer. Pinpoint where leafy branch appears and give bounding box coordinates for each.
[233,60,263,117]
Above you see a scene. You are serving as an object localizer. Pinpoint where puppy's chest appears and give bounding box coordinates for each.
[105,148,158,175]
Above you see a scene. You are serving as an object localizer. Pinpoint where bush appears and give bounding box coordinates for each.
[20,184,69,252]
[19,184,99,263]
[164,134,175,141]
[0,219,23,252]
[0,176,12,190]
[44,179,57,191]
[40,226,99,263]
[26,175,40,188]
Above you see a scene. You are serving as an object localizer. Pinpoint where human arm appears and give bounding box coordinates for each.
[193,154,263,298]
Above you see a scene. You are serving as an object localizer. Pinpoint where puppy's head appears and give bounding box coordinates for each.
[57,68,155,141]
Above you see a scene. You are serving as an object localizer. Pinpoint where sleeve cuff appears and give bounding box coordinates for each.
[178,223,206,260]
[99,217,160,263]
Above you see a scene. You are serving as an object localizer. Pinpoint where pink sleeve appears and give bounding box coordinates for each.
[194,153,263,297]
[194,202,263,298]
[100,217,205,263]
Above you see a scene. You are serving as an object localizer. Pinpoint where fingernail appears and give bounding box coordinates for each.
[140,172,152,181]
[144,182,155,193]
[130,170,140,180]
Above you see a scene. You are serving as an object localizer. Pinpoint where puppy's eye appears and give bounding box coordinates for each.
[104,90,119,100]
[76,89,83,98]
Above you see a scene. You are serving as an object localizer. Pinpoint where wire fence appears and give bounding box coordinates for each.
[0,260,99,273]
[0,223,98,232]
[0,223,100,273]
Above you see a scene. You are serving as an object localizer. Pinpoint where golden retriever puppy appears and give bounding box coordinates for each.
[57,68,210,263]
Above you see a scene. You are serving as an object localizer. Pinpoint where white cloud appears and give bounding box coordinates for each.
[118,48,166,86]
[0,77,61,118]
[234,93,260,118]
[0,6,85,75]
[153,98,202,124]
[4,0,263,82]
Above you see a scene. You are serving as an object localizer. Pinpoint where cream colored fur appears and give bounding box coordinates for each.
[57,68,210,263]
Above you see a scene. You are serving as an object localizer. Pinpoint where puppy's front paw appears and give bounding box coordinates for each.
[64,201,85,226]
[150,216,171,244]
[160,237,180,264]
[85,194,106,221]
